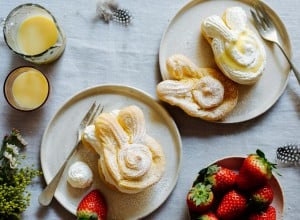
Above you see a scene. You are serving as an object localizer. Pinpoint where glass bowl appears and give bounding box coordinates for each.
[3,3,66,64]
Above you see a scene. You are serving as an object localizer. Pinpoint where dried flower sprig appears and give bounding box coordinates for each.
[0,129,41,220]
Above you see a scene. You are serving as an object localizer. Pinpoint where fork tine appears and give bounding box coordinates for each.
[86,104,104,125]
[80,102,96,126]
[254,8,268,30]
[260,9,274,28]
[254,3,274,28]
[250,9,261,29]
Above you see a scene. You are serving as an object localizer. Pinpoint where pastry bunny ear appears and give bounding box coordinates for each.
[202,15,236,42]
[117,105,146,144]
[94,112,129,150]
[202,7,247,40]
[157,79,194,97]
[166,54,202,79]
[223,7,247,31]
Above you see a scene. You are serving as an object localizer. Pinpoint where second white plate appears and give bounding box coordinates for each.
[40,84,182,219]
[159,0,291,123]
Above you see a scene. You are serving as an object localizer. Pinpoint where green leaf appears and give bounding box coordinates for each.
[256,149,265,158]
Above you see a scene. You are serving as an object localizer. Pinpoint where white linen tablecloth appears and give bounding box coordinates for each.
[0,0,299,219]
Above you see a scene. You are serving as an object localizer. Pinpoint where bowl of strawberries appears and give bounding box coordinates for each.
[186,149,284,220]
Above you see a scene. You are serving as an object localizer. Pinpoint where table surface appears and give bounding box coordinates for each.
[0,0,299,219]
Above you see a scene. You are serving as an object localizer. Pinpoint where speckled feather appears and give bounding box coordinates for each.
[276,144,300,165]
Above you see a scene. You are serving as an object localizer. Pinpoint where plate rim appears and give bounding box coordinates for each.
[40,83,183,218]
[158,0,291,124]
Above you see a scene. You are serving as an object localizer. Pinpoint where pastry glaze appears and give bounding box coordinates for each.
[157,54,238,121]
[82,105,165,194]
[202,7,266,84]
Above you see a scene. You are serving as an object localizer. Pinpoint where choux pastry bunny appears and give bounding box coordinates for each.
[82,105,165,194]
[201,7,266,84]
[157,54,238,121]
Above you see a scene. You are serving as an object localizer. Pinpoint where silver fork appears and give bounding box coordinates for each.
[38,102,103,206]
[250,3,300,84]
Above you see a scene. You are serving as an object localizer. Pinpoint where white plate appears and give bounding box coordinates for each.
[159,0,291,123]
[40,84,182,219]
[189,157,284,219]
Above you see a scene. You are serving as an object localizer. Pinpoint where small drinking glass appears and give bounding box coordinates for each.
[3,3,66,64]
[4,66,50,111]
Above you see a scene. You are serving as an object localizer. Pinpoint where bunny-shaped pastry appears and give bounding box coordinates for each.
[157,54,238,121]
[202,7,266,84]
[82,105,165,194]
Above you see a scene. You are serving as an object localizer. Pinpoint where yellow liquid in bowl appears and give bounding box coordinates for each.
[12,69,49,109]
[17,15,58,55]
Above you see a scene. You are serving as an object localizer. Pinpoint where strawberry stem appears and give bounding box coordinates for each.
[256,149,265,158]
[256,149,281,177]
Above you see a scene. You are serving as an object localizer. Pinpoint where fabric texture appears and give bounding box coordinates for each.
[0,0,299,219]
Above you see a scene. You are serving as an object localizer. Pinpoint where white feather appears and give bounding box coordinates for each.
[96,0,119,22]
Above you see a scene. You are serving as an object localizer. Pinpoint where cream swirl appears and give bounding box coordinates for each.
[118,144,152,180]
[193,76,225,108]
[83,105,165,194]
[202,7,266,84]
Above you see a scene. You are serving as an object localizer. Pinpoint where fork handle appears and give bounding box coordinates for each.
[38,140,80,206]
[275,42,300,85]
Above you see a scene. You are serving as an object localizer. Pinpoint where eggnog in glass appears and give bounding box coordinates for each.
[3,4,66,64]
[4,67,50,111]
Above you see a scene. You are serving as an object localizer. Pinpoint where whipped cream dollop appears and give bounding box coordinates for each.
[67,161,93,188]
[202,7,266,84]
[82,125,101,154]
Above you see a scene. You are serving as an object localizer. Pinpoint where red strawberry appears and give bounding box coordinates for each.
[236,149,277,190]
[196,212,219,220]
[216,190,247,220]
[77,189,107,220]
[205,165,237,192]
[186,183,214,213]
[248,205,276,220]
[249,184,274,211]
